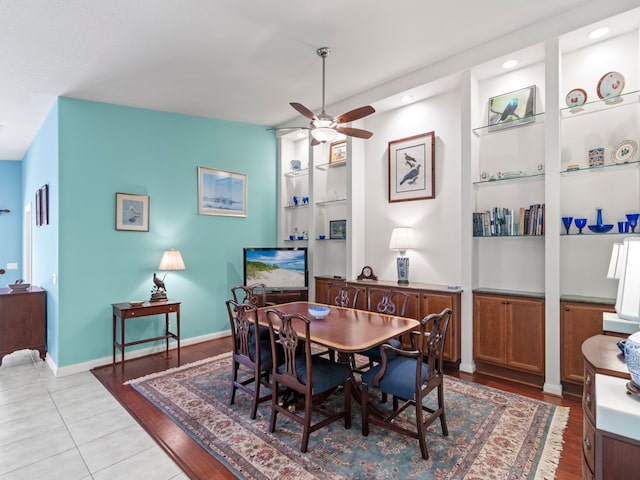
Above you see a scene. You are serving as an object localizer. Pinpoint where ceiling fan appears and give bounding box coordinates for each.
[289,47,375,146]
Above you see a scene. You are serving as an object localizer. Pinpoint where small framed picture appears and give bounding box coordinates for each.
[116,193,149,231]
[329,219,346,239]
[35,188,41,227]
[388,131,435,203]
[488,85,536,132]
[329,140,347,163]
[198,166,247,217]
[40,184,49,226]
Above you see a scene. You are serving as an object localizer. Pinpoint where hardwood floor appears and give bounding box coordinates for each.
[92,337,583,480]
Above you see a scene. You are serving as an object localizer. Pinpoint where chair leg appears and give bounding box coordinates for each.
[250,371,261,420]
[269,382,279,433]
[344,379,352,429]
[301,388,313,453]
[360,382,370,436]
[438,383,449,436]
[415,395,429,460]
[229,361,238,405]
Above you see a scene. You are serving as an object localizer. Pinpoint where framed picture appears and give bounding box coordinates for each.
[488,85,536,131]
[115,193,149,231]
[35,188,41,227]
[198,166,247,217]
[40,184,49,226]
[329,219,346,239]
[329,140,347,163]
[388,131,435,203]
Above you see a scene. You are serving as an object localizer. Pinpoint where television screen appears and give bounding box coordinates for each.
[243,247,308,291]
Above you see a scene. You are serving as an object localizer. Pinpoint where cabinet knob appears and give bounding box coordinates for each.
[564,307,570,311]
[585,375,592,387]
[131,312,136,316]
[585,393,591,407]
[583,437,591,450]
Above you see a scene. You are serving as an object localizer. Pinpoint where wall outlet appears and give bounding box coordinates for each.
[52,273,57,285]
[7,262,18,270]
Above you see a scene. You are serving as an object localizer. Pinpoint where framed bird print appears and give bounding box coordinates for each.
[488,85,536,132]
[388,131,435,203]
[116,192,149,231]
[198,166,247,217]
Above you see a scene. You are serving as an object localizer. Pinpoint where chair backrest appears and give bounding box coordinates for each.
[419,308,452,381]
[327,283,360,309]
[226,299,261,362]
[231,283,269,308]
[265,308,312,394]
[367,288,409,317]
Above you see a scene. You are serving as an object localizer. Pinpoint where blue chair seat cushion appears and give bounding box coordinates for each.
[359,338,402,363]
[361,357,428,400]
[248,335,283,372]
[278,355,351,394]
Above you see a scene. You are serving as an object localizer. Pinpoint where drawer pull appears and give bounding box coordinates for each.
[583,437,591,450]
[585,393,591,407]
[585,375,592,387]
[130,312,136,316]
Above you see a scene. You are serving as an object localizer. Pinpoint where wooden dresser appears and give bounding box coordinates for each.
[0,286,47,365]
[582,335,640,479]
[315,276,462,367]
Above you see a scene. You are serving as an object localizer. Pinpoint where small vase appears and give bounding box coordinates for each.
[596,208,603,226]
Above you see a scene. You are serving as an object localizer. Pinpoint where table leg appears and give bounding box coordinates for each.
[165,312,169,357]
[120,315,126,374]
[112,313,116,366]
[176,309,181,364]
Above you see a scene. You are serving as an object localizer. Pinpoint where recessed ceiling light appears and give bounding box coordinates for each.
[589,27,610,39]
[502,59,518,69]
[400,95,413,103]
[296,131,307,138]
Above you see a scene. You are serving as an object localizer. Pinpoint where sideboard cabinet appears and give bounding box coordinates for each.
[473,290,544,388]
[0,286,47,365]
[315,276,462,367]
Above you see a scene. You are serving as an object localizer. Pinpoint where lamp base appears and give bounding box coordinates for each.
[149,291,167,302]
[396,256,409,284]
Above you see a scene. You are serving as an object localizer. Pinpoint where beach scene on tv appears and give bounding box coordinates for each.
[245,249,306,289]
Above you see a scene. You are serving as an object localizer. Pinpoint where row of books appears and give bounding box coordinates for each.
[473,204,545,236]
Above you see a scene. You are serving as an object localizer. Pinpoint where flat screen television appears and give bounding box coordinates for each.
[243,247,308,292]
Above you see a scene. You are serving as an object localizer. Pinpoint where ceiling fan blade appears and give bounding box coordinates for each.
[336,126,374,139]
[290,102,316,121]
[335,105,375,124]
[266,126,309,131]
[310,136,321,146]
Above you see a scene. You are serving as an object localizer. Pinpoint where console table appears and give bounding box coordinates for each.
[0,286,46,366]
[112,300,181,369]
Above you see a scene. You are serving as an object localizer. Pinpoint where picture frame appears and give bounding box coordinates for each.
[329,140,347,164]
[388,131,435,203]
[40,184,49,226]
[329,219,346,239]
[488,85,536,132]
[198,166,247,217]
[115,192,149,231]
[35,188,41,227]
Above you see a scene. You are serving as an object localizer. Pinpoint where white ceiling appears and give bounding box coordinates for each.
[2,0,640,160]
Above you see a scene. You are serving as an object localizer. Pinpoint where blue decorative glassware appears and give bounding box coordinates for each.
[562,216,573,234]
[574,218,587,234]
[626,213,639,233]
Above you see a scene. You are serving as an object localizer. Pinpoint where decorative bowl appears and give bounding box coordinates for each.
[129,300,144,307]
[8,283,30,292]
[624,332,640,386]
[308,305,330,320]
[588,224,614,233]
[319,235,326,240]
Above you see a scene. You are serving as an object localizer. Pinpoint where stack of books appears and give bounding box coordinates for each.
[473,204,545,237]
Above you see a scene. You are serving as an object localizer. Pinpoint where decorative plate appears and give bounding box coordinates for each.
[565,88,587,108]
[612,139,637,164]
[129,300,144,307]
[597,71,625,100]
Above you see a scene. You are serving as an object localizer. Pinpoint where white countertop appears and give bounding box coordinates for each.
[602,312,640,335]
[596,374,640,441]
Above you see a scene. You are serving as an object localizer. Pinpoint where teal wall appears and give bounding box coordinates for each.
[53,98,276,367]
[21,101,60,362]
[0,161,23,285]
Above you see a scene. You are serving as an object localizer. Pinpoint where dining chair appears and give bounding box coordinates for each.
[265,307,352,453]
[326,283,360,308]
[230,283,274,308]
[359,308,452,460]
[358,288,410,365]
[226,299,282,419]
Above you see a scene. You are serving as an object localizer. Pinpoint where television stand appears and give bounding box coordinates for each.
[266,289,308,305]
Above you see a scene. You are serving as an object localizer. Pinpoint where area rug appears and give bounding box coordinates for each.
[127,353,568,479]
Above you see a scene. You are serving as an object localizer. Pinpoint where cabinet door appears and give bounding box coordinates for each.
[506,297,544,374]
[314,277,333,304]
[473,294,507,365]
[421,292,457,363]
[561,302,610,384]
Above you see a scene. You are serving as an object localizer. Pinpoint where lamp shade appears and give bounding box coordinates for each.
[607,243,625,279]
[158,249,186,271]
[389,227,414,252]
[616,237,640,322]
[311,125,338,143]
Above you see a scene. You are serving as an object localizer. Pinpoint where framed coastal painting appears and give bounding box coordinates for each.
[329,219,346,239]
[198,166,247,217]
[388,131,435,203]
[329,140,347,163]
[488,85,536,131]
[115,193,149,231]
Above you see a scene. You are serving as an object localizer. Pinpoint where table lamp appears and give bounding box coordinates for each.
[606,243,624,280]
[615,237,640,322]
[150,249,186,302]
[389,227,414,284]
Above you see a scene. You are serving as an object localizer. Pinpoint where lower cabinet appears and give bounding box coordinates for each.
[315,276,461,367]
[0,287,47,366]
[473,291,544,387]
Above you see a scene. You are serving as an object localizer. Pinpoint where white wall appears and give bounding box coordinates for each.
[363,91,462,286]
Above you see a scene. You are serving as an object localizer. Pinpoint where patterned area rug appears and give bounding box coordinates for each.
[128,353,568,479]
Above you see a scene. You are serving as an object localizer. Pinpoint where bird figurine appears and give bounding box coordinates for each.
[153,273,166,291]
[150,273,168,302]
[400,164,421,185]
[499,98,519,122]
[404,152,416,167]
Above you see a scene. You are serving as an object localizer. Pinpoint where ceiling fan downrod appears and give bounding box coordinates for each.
[317,47,330,116]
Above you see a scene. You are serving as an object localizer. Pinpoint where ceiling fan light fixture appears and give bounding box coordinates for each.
[311,126,337,143]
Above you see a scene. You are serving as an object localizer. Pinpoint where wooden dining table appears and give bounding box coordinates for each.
[256,301,419,355]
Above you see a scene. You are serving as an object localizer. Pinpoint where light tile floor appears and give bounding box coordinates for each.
[0,350,187,480]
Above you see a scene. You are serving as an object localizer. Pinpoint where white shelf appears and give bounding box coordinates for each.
[284,204,310,210]
[474,172,544,186]
[315,160,346,170]
[315,198,347,206]
[472,112,545,137]
[560,89,640,118]
[560,160,640,175]
[284,168,309,178]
